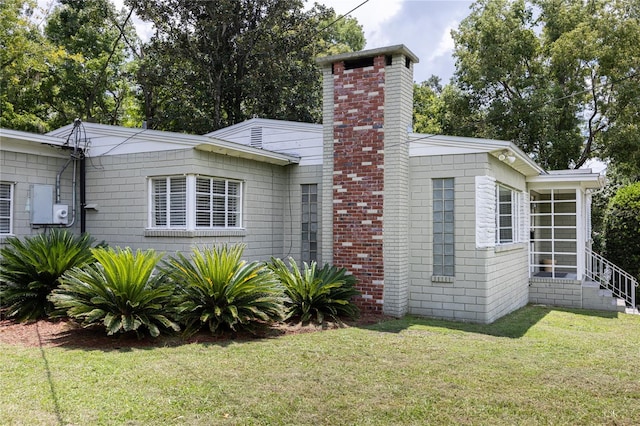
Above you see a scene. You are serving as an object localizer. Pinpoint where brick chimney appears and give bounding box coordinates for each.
[317,45,418,316]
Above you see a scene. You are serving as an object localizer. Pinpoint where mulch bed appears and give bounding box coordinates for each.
[0,314,386,350]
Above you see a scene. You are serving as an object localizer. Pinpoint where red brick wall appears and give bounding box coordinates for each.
[332,55,386,313]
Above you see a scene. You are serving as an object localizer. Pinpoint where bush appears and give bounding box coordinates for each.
[269,257,360,324]
[603,182,640,291]
[50,247,179,337]
[0,230,98,321]
[164,244,285,336]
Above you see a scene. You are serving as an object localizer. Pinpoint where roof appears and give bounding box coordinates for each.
[316,44,420,66]
[527,169,604,190]
[46,122,300,166]
[409,133,546,177]
[204,118,321,139]
[0,127,70,157]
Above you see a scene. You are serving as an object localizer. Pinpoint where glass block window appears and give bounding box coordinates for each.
[0,182,13,234]
[433,178,454,276]
[301,184,318,263]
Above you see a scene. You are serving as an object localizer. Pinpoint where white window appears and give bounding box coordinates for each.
[496,184,520,244]
[0,182,14,235]
[195,177,241,228]
[149,175,242,230]
[476,176,527,248]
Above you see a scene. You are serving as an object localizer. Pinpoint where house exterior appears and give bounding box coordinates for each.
[1,45,636,322]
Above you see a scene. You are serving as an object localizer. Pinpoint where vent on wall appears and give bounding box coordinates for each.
[250,127,263,148]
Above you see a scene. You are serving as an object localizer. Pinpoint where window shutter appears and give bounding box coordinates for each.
[475,175,496,248]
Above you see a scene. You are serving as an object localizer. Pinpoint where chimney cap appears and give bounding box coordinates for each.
[316,44,419,66]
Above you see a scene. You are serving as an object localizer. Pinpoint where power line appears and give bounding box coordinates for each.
[316,0,371,35]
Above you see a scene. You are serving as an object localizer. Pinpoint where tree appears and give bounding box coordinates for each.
[126,0,365,133]
[0,0,66,132]
[44,0,138,127]
[450,0,640,172]
[603,182,640,287]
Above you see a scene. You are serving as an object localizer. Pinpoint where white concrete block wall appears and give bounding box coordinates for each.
[83,148,290,262]
[282,164,323,264]
[320,65,335,266]
[409,153,491,322]
[0,149,79,242]
[382,52,414,317]
[529,278,582,308]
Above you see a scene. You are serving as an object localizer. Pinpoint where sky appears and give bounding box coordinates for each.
[315,0,474,83]
[106,0,475,84]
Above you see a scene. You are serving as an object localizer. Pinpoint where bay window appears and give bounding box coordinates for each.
[149,175,242,230]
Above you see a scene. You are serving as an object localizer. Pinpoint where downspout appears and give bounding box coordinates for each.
[56,119,82,229]
[80,152,86,233]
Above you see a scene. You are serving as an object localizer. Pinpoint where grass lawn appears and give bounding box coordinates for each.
[1,305,639,425]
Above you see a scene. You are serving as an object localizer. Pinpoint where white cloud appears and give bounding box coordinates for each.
[428,21,457,60]
[309,0,404,48]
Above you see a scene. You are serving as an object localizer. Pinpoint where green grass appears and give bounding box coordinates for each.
[2,305,640,425]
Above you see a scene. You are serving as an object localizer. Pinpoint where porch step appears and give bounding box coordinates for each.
[581,281,627,312]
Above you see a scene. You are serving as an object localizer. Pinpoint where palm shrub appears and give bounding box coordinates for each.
[269,257,360,324]
[0,230,97,321]
[164,244,285,336]
[49,247,179,337]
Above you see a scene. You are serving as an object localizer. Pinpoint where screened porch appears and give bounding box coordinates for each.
[527,170,602,281]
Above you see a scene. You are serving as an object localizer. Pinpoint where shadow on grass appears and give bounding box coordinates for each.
[362,304,620,338]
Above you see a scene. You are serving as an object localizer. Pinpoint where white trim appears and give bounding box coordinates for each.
[475,176,496,248]
[148,174,244,232]
[0,182,14,235]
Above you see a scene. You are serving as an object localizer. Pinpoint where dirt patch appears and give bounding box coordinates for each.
[0,314,386,350]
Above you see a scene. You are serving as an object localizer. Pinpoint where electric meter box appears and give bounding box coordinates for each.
[31,184,54,225]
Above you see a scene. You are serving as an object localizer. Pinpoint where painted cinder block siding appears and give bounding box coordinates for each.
[82,148,289,261]
[408,153,530,323]
[283,164,323,264]
[0,149,78,241]
[331,56,387,313]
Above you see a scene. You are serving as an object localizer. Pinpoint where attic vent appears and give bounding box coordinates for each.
[344,56,374,70]
[250,127,263,148]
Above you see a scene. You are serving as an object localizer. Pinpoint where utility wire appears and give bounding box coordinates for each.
[316,0,371,35]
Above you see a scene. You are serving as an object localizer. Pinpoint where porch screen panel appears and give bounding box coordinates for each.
[530,189,577,278]
[433,178,454,276]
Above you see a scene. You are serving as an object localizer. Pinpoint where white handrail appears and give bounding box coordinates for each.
[585,248,638,308]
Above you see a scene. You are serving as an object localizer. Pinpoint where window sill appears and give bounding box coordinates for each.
[494,242,527,253]
[144,228,247,238]
[431,275,455,283]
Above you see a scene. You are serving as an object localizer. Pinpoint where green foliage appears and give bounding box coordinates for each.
[269,257,359,324]
[603,182,640,284]
[0,230,97,321]
[50,247,179,337]
[129,0,365,132]
[0,0,67,132]
[43,0,139,127]
[164,245,285,336]
[449,0,640,173]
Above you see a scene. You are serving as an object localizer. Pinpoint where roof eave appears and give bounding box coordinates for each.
[194,143,299,166]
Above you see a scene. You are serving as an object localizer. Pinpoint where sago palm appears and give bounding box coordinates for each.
[164,244,285,336]
[269,257,360,324]
[0,230,97,321]
[50,247,179,337]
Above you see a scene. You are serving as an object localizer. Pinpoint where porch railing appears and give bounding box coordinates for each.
[585,247,638,308]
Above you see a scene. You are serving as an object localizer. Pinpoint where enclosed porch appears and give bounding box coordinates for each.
[526,170,637,311]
